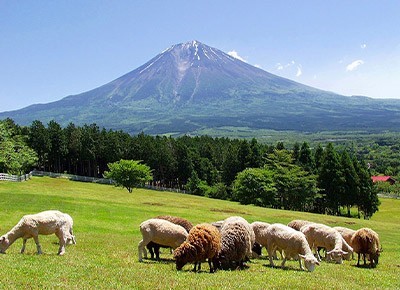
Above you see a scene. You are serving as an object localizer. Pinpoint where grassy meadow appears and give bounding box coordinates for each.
[0,176,399,289]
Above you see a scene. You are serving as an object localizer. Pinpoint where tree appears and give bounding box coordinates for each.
[339,151,359,216]
[104,159,153,193]
[233,167,276,207]
[0,121,38,175]
[318,143,343,215]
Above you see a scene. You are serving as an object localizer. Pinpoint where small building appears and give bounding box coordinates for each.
[371,176,396,185]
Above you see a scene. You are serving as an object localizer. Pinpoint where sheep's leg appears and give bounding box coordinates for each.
[138,239,149,262]
[20,238,28,254]
[314,247,322,262]
[267,245,275,267]
[280,257,287,268]
[298,255,305,270]
[357,253,361,266]
[154,244,160,261]
[56,231,67,255]
[33,235,42,255]
[208,259,215,273]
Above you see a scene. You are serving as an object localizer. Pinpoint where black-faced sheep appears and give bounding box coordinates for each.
[300,223,352,264]
[350,227,382,268]
[138,218,188,262]
[264,223,320,271]
[173,223,221,273]
[0,210,76,255]
[213,216,254,270]
[146,215,193,260]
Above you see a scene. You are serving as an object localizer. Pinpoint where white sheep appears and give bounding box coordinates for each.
[333,226,356,260]
[138,218,188,262]
[300,223,352,264]
[287,219,315,231]
[250,221,270,258]
[264,223,320,271]
[0,210,76,255]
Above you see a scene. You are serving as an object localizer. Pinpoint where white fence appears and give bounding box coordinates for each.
[31,170,114,184]
[0,172,32,182]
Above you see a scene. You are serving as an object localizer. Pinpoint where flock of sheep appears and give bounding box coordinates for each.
[138,215,382,272]
[0,210,382,273]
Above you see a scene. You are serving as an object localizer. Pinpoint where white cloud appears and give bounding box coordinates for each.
[228,50,247,62]
[254,64,262,69]
[346,59,364,71]
[276,63,284,70]
[361,43,367,49]
[296,65,302,77]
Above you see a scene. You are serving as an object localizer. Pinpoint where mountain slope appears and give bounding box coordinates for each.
[2,40,400,134]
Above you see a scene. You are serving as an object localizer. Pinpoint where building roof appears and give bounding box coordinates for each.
[371,176,396,183]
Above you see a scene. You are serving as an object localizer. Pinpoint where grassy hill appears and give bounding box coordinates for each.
[0,177,399,289]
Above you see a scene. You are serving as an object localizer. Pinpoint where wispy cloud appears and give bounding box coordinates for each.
[228,50,247,62]
[276,61,302,77]
[361,43,367,49]
[296,65,302,77]
[346,59,364,71]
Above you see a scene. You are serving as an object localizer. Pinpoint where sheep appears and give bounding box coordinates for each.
[0,210,76,255]
[300,223,352,264]
[350,228,382,268]
[333,226,356,260]
[251,221,270,258]
[262,223,320,271]
[146,215,193,260]
[212,216,254,270]
[138,218,188,262]
[173,223,221,273]
[287,219,314,231]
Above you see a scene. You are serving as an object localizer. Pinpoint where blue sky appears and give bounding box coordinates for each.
[1,1,399,112]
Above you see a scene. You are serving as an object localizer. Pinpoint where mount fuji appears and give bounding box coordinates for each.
[1,40,400,134]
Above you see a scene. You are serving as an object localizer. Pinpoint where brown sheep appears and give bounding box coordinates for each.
[174,223,221,273]
[147,215,193,260]
[350,228,382,268]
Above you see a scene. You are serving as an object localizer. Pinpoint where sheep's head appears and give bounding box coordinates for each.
[0,236,10,253]
[173,242,197,270]
[326,249,347,264]
[299,254,320,272]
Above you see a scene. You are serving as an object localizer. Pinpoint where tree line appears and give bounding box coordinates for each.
[0,118,379,218]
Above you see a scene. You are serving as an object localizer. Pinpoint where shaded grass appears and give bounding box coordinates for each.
[0,177,399,289]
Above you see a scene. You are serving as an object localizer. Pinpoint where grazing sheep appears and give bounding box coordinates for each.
[146,215,193,260]
[300,223,352,264]
[0,210,76,255]
[333,226,356,260]
[138,218,188,262]
[251,221,270,258]
[213,216,254,270]
[287,219,314,231]
[174,223,221,273]
[264,223,320,271]
[350,228,382,268]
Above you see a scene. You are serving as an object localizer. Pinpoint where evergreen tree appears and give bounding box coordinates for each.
[318,143,343,215]
[340,151,359,216]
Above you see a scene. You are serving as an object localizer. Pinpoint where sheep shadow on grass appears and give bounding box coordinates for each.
[262,264,304,272]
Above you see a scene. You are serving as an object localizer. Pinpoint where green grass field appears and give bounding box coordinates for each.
[1,177,399,289]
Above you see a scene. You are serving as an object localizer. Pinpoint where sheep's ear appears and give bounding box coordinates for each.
[0,236,4,243]
[341,250,348,255]
[326,250,333,255]
[316,261,320,266]
[298,254,306,259]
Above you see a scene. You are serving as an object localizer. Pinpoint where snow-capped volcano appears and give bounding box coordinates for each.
[2,40,400,134]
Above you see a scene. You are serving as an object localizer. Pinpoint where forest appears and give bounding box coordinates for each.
[1,117,395,219]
